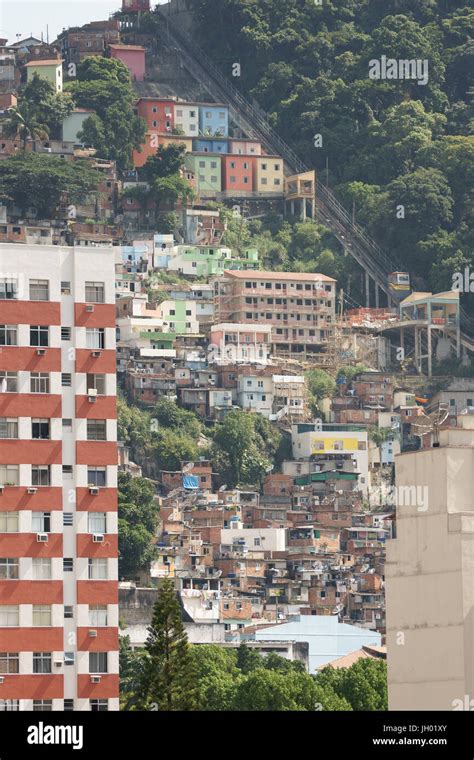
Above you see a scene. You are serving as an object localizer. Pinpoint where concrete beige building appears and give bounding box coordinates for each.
[386,415,474,710]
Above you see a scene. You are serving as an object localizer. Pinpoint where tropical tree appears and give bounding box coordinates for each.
[142,578,198,711]
[2,104,49,152]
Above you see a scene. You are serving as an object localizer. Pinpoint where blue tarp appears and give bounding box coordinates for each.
[183,475,199,490]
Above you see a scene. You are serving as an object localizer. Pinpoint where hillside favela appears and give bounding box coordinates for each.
[0,0,473,732]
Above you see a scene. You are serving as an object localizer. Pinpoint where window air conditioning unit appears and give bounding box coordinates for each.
[91,350,102,358]
[88,630,98,637]
[89,486,100,495]
[36,348,46,356]
[88,388,97,403]
[36,533,48,542]
[92,533,104,543]
[54,660,63,668]
[0,676,4,684]
[28,487,37,494]
[90,675,101,684]
[86,305,94,313]
[0,485,4,494]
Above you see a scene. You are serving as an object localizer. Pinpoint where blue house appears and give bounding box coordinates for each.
[193,137,229,153]
[198,104,229,137]
[254,615,381,673]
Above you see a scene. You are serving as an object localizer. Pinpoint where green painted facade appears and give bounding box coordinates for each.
[185,154,222,194]
[177,245,260,277]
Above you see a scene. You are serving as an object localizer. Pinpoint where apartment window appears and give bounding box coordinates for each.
[358,441,367,451]
[63,513,73,527]
[30,325,49,347]
[64,652,75,666]
[62,465,73,477]
[0,652,19,674]
[61,373,72,387]
[85,282,105,304]
[64,699,74,711]
[89,652,108,674]
[64,606,74,619]
[0,279,17,300]
[31,373,50,393]
[87,420,107,441]
[88,558,108,580]
[0,418,18,438]
[31,466,50,487]
[89,605,108,627]
[63,558,73,572]
[33,652,52,674]
[0,325,17,346]
[0,700,19,711]
[90,699,108,711]
[0,558,19,580]
[32,419,50,440]
[61,281,71,295]
[32,701,52,712]
[0,606,19,626]
[29,280,49,301]
[89,513,106,534]
[32,605,52,626]
[88,467,106,487]
[254,538,261,547]
[0,372,18,392]
[468,398,473,407]
[61,327,71,341]
[86,328,105,350]
[0,512,18,532]
[32,512,51,533]
[32,558,52,580]
[62,419,72,430]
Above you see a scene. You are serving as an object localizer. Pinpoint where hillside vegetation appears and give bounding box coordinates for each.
[192,1,473,300]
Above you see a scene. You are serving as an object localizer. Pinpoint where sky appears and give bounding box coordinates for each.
[0,0,164,45]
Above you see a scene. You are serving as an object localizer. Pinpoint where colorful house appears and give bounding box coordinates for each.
[222,155,254,193]
[229,138,262,155]
[132,132,192,168]
[184,154,222,196]
[25,59,63,92]
[174,102,199,136]
[167,245,259,278]
[160,299,200,334]
[137,97,175,132]
[109,44,146,81]
[193,137,229,154]
[198,104,229,137]
[62,108,94,143]
[253,155,284,193]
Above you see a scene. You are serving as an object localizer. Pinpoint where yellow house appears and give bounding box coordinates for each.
[25,59,63,93]
[253,155,284,193]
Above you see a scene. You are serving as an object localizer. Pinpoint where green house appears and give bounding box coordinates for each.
[185,153,222,195]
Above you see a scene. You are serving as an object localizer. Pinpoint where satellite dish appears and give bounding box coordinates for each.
[182,462,194,474]
[410,403,449,446]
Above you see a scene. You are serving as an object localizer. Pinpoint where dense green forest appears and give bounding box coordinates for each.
[191,0,473,299]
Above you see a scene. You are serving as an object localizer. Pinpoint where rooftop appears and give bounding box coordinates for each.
[223,270,335,282]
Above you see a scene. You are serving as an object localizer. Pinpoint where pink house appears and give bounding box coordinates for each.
[109,44,146,81]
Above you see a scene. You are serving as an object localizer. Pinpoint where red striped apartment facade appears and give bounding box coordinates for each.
[0,243,119,711]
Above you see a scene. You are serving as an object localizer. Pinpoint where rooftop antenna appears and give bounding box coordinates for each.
[410,402,449,448]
